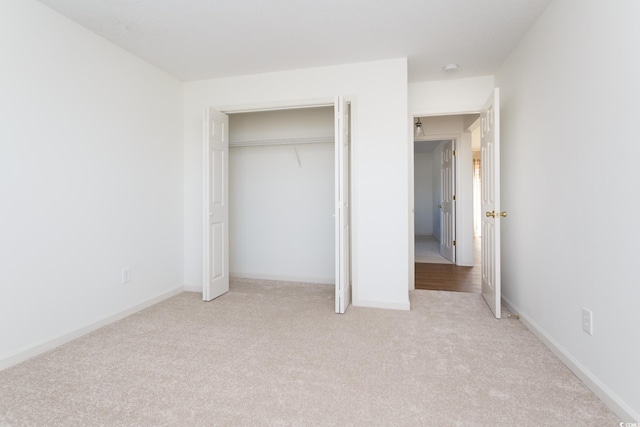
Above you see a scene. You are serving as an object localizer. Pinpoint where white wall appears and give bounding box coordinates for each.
[496,0,640,420]
[421,115,464,137]
[228,108,335,283]
[455,132,473,266]
[409,76,494,116]
[184,59,410,310]
[229,107,334,143]
[0,0,184,367]
[414,152,434,236]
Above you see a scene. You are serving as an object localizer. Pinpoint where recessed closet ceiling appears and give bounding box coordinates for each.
[36,0,552,82]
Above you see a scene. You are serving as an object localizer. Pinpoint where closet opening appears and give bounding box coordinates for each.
[203,98,352,313]
[228,106,336,286]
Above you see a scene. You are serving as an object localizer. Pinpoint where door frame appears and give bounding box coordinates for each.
[204,96,357,304]
[408,112,479,291]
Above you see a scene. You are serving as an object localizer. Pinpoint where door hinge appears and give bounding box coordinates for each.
[453,150,456,156]
[453,240,456,246]
[453,195,456,201]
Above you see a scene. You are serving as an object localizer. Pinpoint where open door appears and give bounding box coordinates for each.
[440,139,456,263]
[203,107,230,301]
[481,89,502,318]
[335,96,351,313]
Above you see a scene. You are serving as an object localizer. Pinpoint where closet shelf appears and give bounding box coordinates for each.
[229,136,334,147]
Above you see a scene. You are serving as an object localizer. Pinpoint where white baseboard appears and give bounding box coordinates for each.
[186,277,335,293]
[502,296,639,422]
[0,286,184,372]
[353,298,411,311]
[229,273,334,285]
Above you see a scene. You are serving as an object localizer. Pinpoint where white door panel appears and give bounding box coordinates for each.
[335,96,351,314]
[440,140,456,263]
[481,89,501,318]
[203,108,230,301]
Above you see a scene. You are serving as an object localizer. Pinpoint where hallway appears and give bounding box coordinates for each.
[415,237,481,293]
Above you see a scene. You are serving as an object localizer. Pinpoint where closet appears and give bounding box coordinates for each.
[228,107,335,284]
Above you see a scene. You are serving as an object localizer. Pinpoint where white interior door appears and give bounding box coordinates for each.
[440,140,456,263]
[335,96,351,314]
[481,88,502,318]
[203,107,230,301]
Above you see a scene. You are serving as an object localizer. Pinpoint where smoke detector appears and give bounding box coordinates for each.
[443,63,459,72]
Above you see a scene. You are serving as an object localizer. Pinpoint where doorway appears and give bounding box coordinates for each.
[412,113,481,293]
[410,89,502,317]
[414,138,453,264]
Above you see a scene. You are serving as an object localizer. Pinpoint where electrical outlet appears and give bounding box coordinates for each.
[582,308,593,335]
[121,268,131,284]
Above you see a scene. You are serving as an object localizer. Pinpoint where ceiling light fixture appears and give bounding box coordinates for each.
[443,63,459,72]
[415,118,423,137]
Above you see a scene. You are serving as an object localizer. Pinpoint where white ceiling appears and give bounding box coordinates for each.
[36,0,552,82]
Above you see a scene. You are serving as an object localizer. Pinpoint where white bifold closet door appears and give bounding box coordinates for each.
[334,96,351,314]
[203,107,230,301]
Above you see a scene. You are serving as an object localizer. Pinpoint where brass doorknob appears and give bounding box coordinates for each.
[485,211,495,218]
[500,211,508,218]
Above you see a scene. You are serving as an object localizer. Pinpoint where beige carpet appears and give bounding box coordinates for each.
[0,279,619,426]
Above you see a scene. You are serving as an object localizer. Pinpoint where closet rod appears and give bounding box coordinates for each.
[229,136,334,148]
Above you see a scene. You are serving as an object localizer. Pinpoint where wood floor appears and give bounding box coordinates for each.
[415,238,481,293]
